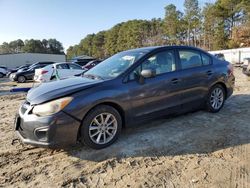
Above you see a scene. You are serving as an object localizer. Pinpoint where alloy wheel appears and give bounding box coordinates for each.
[89,113,118,145]
[210,87,224,110]
[18,76,25,83]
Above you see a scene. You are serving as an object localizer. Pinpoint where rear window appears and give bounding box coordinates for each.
[179,50,202,69]
[201,53,211,66]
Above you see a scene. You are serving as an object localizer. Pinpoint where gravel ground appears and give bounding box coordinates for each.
[0,68,249,188]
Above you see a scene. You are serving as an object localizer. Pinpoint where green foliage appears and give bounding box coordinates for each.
[67,19,165,59]
[164,4,184,45]
[0,39,64,55]
[104,24,122,56]
[66,0,250,58]
[184,0,201,46]
[0,39,24,53]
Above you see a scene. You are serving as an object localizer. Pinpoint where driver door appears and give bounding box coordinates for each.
[125,50,182,121]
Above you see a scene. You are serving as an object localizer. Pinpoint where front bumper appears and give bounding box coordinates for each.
[9,74,18,81]
[15,101,81,148]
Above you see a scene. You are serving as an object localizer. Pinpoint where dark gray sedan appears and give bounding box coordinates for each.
[15,46,235,149]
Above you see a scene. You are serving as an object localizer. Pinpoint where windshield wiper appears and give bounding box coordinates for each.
[83,74,104,80]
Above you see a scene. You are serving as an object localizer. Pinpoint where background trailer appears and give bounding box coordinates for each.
[209,47,250,64]
[0,53,66,68]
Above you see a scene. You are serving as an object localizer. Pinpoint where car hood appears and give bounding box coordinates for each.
[27,77,102,105]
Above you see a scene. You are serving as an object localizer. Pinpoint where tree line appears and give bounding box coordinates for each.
[0,39,64,55]
[67,0,250,59]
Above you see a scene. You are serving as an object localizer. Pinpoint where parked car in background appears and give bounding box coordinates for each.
[34,62,86,83]
[10,62,55,83]
[83,60,102,70]
[15,46,235,149]
[214,53,225,61]
[72,55,96,66]
[6,64,31,77]
[0,66,8,78]
[242,58,250,76]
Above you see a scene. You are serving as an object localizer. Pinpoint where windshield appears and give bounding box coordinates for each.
[84,51,146,79]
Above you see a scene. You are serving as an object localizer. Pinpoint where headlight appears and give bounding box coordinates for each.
[32,97,73,116]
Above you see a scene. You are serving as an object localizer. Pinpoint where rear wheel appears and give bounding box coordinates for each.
[206,84,225,113]
[80,105,122,149]
[0,73,4,78]
[17,76,26,83]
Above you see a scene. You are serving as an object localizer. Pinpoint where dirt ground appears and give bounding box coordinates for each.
[0,68,249,188]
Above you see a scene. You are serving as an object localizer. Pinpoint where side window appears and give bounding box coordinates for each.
[129,50,176,80]
[56,64,69,69]
[201,53,211,66]
[129,65,142,81]
[179,50,202,69]
[69,64,82,70]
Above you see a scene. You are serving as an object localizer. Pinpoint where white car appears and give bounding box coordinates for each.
[34,62,86,83]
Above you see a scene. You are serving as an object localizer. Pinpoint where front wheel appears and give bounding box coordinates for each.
[80,105,122,149]
[17,76,26,83]
[206,84,226,113]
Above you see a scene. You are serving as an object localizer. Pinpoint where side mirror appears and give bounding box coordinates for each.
[138,69,155,84]
[141,69,156,78]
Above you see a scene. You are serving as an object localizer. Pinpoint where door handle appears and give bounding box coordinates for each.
[206,70,213,76]
[171,78,179,84]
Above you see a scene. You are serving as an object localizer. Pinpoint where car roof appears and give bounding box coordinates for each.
[53,62,80,65]
[39,62,81,69]
[122,45,209,54]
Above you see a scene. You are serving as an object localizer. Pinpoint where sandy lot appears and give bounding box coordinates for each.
[0,69,249,188]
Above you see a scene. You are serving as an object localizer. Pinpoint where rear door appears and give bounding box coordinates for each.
[176,48,214,107]
[125,49,182,120]
[55,63,70,79]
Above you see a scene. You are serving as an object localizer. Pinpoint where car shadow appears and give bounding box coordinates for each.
[65,94,250,162]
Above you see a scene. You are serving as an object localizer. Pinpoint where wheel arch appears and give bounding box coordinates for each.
[18,75,27,82]
[77,101,126,140]
[211,82,228,98]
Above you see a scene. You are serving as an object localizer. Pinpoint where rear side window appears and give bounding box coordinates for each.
[56,64,69,69]
[201,53,212,66]
[179,50,202,69]
[69,64,82,70]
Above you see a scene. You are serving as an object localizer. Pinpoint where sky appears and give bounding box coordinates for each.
[0,0,215,51]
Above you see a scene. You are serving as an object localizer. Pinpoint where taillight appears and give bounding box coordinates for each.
[227,64,234,76]
[41,70,48,74]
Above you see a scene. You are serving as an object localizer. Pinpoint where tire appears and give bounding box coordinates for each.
[206,84,226,113]
[80,105,122,149]
[17,76,26,83]
[0,73,4,78]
